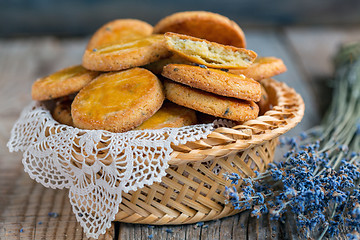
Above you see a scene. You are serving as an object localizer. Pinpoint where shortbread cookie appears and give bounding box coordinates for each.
[162,64,261,102]
[82,34,171,71]
[258,84,270,115]
[144,54,191,75]
[153,11,246,47]
[32,65,99,101]
[229,57,287,80]
[52,97,74,126]
[135,101,197,130]
[86,19,153,50]
[72,68,165,132]
[164,80,259,121]
[164,32,257,69]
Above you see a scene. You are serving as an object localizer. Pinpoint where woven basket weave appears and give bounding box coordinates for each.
[113,78,305,225]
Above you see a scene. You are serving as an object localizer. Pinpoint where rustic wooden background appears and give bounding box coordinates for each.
[2,0,360,37]
[1,23,360,240]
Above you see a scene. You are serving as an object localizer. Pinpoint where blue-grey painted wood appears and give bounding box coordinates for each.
[2,0,360,37]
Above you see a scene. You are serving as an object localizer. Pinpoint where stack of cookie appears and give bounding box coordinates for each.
[31,11,287,133]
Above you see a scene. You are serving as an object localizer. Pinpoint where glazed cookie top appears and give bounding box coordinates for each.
[31,65,99,101]
[82,34,171,71]
[164,32,257,69]
[153,11,246,48]
[71,68,165,132]
[86,19,153,50]
[135,101,197,130]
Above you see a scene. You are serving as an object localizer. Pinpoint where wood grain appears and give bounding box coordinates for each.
[0,172,114,240]
[1,27,358,239]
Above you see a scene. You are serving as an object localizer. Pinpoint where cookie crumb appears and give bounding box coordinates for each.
[48,212,59,218]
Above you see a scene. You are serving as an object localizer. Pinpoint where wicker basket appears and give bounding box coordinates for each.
[113,78,305,225]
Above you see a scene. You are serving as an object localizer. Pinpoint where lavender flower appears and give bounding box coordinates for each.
[224,42,360,239]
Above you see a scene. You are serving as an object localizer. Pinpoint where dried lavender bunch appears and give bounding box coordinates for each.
[224,42,360,239]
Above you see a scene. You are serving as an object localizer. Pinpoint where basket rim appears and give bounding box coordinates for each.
[169,78,305,165]
[19,78,304,167]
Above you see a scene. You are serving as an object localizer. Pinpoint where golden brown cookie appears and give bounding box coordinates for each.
[52,97,74,126]
[144,54,191,75]
[162,64,261,102]
[82,34,171,71]
[164,80,259,121]
[31,65,99,101]
[164,32,257,69]
[86,19,153,50]
[135,101,197,130]
[229,57,287,81]
[258,84,270,115]
[71,68,165,132]
[153,11,246,48]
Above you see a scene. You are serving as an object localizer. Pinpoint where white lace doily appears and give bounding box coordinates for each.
[7,102,225,239]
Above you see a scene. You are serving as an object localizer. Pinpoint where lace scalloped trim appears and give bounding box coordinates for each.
[7,102,229,238]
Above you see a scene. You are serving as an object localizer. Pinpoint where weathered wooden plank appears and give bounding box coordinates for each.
[247,213,259,240]
[200,219,221,240]
[218,215,235,240]
[0,172,114,240]
[268,214,281,240]
[118,223,192,240]
[117,223,143,240]
[231,211,249,240]
[257,214,271,240]
[282,211,298,240]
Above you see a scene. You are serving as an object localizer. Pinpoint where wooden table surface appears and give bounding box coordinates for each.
[1,26,360,240]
